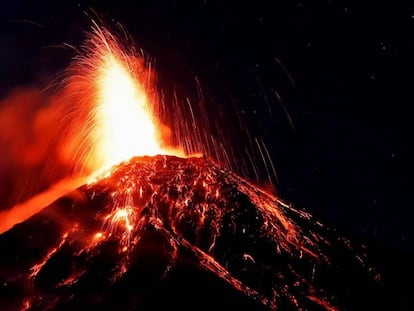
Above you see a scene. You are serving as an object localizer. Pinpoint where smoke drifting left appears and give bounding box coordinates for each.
[0,79,103,209]
[0,87,72,210]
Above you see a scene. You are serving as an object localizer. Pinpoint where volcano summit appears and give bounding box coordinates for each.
[0,155,382,310]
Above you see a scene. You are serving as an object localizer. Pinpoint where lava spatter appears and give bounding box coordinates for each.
[0,155,374,311]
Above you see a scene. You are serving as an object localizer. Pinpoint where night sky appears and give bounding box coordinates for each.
[1,0,413,307]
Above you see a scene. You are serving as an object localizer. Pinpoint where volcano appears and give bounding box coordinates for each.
[0,155,384,310]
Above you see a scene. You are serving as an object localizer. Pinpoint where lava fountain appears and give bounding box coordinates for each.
[67,25,183,173]
[93,52,163,167]
[0,25,380,311]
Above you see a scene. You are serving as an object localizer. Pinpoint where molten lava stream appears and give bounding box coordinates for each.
[0,177,87,234]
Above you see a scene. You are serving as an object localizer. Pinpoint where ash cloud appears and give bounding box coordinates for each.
[0,86,89,211]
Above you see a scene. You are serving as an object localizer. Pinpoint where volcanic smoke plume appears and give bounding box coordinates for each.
[0,25,381,311]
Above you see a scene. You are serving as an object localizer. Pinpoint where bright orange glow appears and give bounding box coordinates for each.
[104,206,136,248]
[111,207,134,232]
[94,232,104,239]
[60,26,187,177]
[93,53,164,170]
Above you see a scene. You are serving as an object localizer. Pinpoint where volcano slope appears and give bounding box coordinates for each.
[0,155,384,310]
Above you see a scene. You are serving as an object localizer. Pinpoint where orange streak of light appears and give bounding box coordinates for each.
[0,177,87,234]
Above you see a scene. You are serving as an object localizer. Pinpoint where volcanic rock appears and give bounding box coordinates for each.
[0,156,383,310]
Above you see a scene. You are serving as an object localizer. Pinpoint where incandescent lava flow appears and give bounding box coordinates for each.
[0,155,380,311]
[0,25,381,311]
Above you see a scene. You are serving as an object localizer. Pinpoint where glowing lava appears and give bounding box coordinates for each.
[93,52,163,169]
[65,25,184,176]
[104,206,136,247]
[0,155,376,311]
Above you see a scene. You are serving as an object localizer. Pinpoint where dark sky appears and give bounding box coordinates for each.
[0,0,412,263]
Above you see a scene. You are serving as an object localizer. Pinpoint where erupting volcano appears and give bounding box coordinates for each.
[0,25,382,311]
